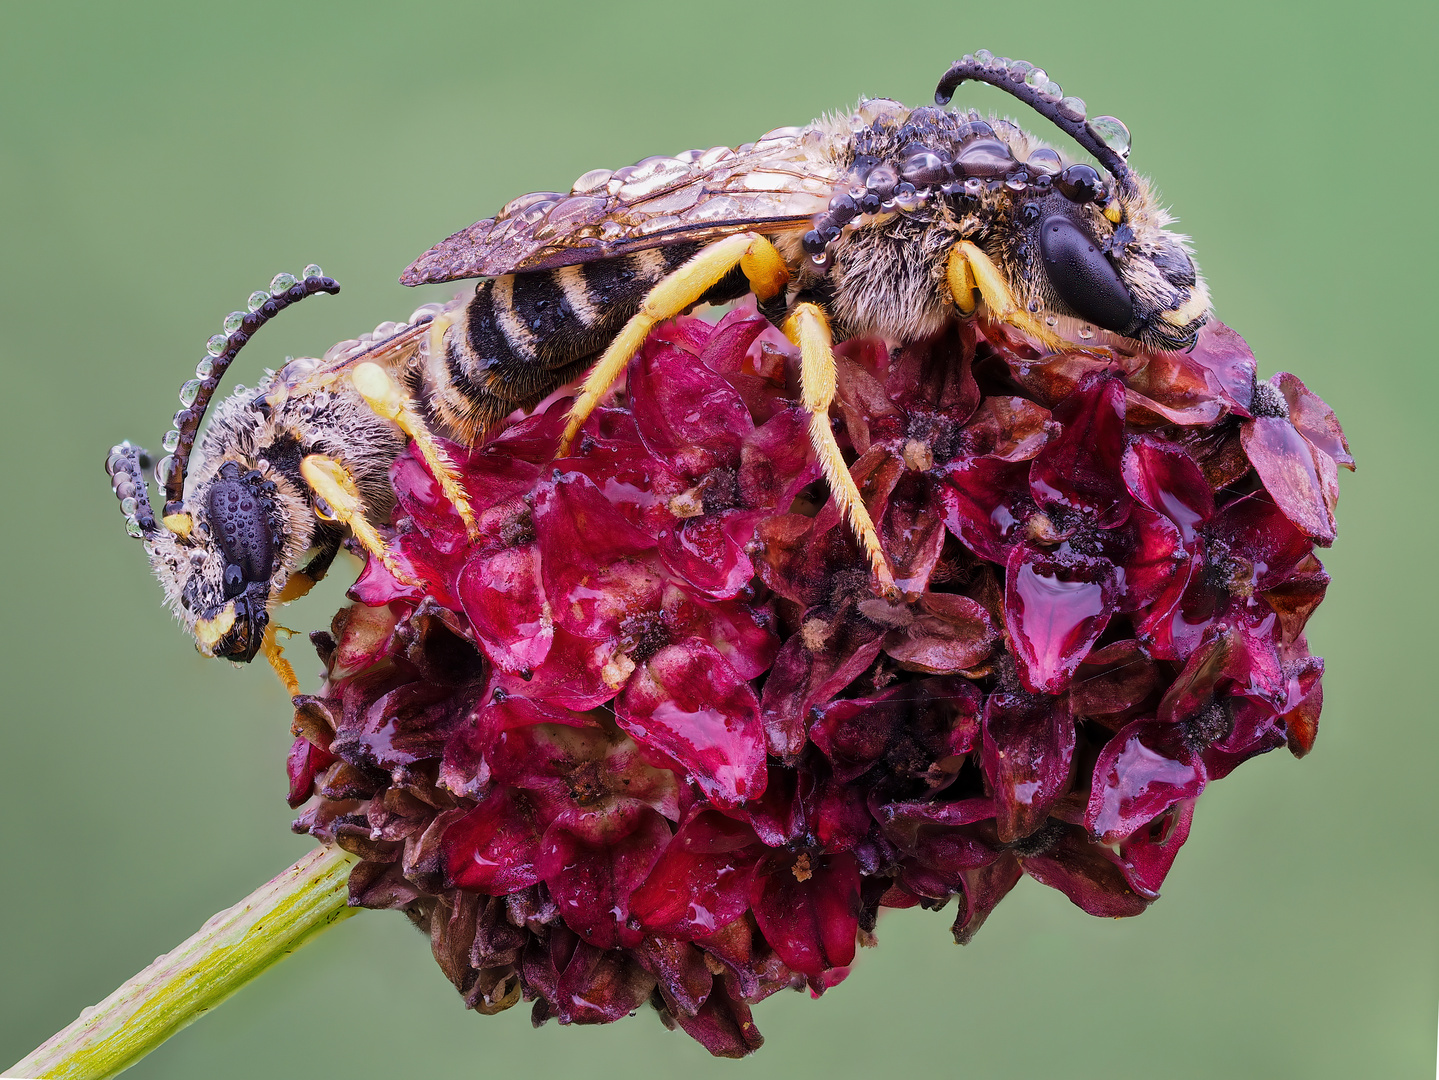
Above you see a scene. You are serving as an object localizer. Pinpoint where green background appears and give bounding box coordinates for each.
[2,1,1434,1076]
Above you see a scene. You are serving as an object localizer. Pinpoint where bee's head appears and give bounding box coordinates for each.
[104,269,338,662]
[937,52,1211,351]
[1020,166,1210,351]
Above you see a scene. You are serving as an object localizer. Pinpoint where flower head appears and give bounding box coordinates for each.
[288,300,1346,1056]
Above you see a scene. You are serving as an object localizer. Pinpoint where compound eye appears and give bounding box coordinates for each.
[1039,215,1135,334]
[206,476,276,591]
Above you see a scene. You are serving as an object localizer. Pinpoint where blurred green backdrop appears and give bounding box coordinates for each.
[2,1,1434,1076]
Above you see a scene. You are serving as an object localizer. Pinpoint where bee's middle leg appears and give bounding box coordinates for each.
[557,232,790,455]
[782,301,899,601]
[949,241,1068,352]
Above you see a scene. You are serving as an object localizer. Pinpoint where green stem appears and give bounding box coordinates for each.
[4,845,361,1080]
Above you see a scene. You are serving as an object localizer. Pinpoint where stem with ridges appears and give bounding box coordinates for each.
[4,844,360,1080]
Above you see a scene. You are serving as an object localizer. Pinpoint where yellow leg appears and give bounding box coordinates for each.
[261,623,301,698]
[949,242,1068,352]
[352,361,479,539]
[299,454,422,588]
[557,232,790,454]
[781,302,899,601]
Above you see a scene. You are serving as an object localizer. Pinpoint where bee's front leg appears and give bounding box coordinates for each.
[299,454,421,588]
[949,241,1069,352]
[782,302,899,601]
[557,232,790,455]
[351,361,479,539]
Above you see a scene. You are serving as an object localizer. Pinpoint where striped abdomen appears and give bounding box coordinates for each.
[424,241,747,444]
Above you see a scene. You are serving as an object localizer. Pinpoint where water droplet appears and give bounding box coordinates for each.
[206,334,228,356]
[162,429,180,452]
[1024,68,1048,89]
[223,311,245,334]
[975,48,993,63]
[1088,115,1132,159]
[1041,81,1062,101]
[120,496,138,515]
[1078,325,1095,340]
[1045,314,1059,327]
[1058,96,1087,121]
[155,455,175,484]
[195,358,213,378]
[173,409,190,429]
[109,443,125,458]
[247,290,269,312]
[232,383,247,394]
[303,263,323,279]
[143,540,157,556]
[270,272,298,296]
[125,515,143,538]
[179,379,200,406]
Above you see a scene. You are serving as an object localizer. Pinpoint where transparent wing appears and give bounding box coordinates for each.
[400,128,838,284]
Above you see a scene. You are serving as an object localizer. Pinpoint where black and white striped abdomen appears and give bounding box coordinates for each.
[424,243,702,443]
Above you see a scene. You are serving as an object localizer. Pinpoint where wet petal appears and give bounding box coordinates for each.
[1021,825,1150,917]
[458,546,552,675]
[630,808,761,937]
[1241,415,1335,544]
[617,641,767,808]
[759,611,885,760]
[443,787,544,894]
[1119,798,1196,898]
[1122,435,1215,547]
[981,691,1076,843]
[1005,544,1116,695]
[1029,374,1131,526]
[538,808,672,949]
[631,335,753,465]
[1084,719,1206,842]
[939,456,1034,562]
[750,851,860,978]
[883,592,998,674]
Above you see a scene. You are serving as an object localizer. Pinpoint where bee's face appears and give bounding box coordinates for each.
[1008,169,1209,351]
[147,460,284,662]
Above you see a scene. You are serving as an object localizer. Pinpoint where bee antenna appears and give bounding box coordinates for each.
[935,53,1136,195]
[105,442,160,540]
[160,269,340,517]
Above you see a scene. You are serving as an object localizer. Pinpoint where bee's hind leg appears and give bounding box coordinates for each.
[299,454,422,588]
[260,624,301,698]
[949,242,1068,352]
[351,361,479,539]
[782,302,899,601]
[557,232,790,455]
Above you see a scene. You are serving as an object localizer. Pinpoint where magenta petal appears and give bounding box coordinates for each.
[1275,372,1353,469]
[538,808,672,949]
[953,854,1024,944]
[1181,319,1258,414]
[1084,719,1206,843]
[939,456,1034,562]
[1122,435,1214,546]
[630,808,761,937]
[1029,374,1131,526]
[1021,827,1150,917]
[534,472,664,641]
[457,546,552,675]
[1241,414,1336,544]
[617,641,767,808]
[759,616,885,760]
[669,974,765,1058]
[981,690,1076,843]
[631,336,752,462]
[549,937,658,1024]
[1005,544,1116,694]
[750,852,860,978]
[884,592,998,674]
[659,512,756,599]
[1119,798,1196,898]
[443,787,544,894]
[504,627,621,711]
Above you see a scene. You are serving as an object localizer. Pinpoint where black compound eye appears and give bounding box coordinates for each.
[206,476,276,592]
[1039,215,1135,333]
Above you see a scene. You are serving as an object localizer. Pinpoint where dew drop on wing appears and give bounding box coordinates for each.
[571,168,613,195]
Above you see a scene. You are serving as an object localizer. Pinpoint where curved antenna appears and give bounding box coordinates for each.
[159,269,340,516]
[935,52,1137,195]
[105,441,159,539]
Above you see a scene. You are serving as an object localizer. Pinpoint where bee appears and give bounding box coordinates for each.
[106,51,1210,688]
